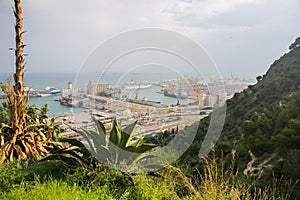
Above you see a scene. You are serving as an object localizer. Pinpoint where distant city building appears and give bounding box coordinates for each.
[87,81,110,95]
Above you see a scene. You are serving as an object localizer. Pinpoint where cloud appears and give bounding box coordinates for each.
[0,0,299,77]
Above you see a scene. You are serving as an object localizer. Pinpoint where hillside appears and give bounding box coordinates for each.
[181,38,300,197]
[224,38,300,135]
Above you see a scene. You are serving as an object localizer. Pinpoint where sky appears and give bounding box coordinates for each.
[0,0,300,78]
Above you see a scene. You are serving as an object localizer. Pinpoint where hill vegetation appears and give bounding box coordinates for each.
[180,37,300,199]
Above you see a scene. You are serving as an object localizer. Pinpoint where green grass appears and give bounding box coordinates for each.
[1,180,114,200]
[0,158,294,200]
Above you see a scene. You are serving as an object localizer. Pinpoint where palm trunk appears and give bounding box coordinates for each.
[12,0,27,138]
[0,0,61,163]
[0,0,28,163]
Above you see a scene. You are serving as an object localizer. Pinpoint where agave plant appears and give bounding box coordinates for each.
[41,136,98,169]
[45,118,158,171]
[109,119,156,153]
[78,118,158,171]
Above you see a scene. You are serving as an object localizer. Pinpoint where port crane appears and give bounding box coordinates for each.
[166,82,180,106]
[185,75,205,107]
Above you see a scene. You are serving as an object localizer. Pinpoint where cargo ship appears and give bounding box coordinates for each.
[163,89,188,99]
[127,99,167,108]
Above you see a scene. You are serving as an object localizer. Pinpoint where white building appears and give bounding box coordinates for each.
[61,82,79,97]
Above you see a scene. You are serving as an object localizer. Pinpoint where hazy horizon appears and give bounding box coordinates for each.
[1,0,300,78]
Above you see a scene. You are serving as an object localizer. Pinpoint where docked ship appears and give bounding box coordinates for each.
[59,82,80,107]
[24,86,61,98]
[163,89,188,99]
[59,96,79,107]
[124,80,151,89]
[45,86,61,95]
[38,86,61,97]
[127,98,167,108]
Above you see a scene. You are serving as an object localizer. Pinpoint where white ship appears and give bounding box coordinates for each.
[45,86,61,94]
[124,80,151,89]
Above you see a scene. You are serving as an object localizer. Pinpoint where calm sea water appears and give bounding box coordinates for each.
[0,72,195,117]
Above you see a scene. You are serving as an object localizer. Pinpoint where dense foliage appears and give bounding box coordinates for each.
[180,39,300,198]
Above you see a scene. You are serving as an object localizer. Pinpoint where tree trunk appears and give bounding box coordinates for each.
[0,0,28,163]
[0,0,61,164]
[12,0,27,139]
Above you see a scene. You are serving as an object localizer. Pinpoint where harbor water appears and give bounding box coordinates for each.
[0,72,195,117]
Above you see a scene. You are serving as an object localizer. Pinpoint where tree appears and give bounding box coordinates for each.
[256,75,262,82]
[289,37,300,50]
[0,0,62,163]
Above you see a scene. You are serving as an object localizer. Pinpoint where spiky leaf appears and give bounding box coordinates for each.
[121,121,137,148]
[110,119,122,145]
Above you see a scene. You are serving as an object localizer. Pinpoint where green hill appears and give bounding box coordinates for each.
[225,37,300,133]
[181,37,300,197]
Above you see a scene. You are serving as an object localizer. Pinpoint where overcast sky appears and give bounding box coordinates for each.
[0,0,299,78]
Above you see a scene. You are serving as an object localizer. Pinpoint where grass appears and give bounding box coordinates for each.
[0,157,295,200]
[1,180,114,200]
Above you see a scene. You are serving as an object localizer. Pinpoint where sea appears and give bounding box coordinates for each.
[0,72,195,117]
